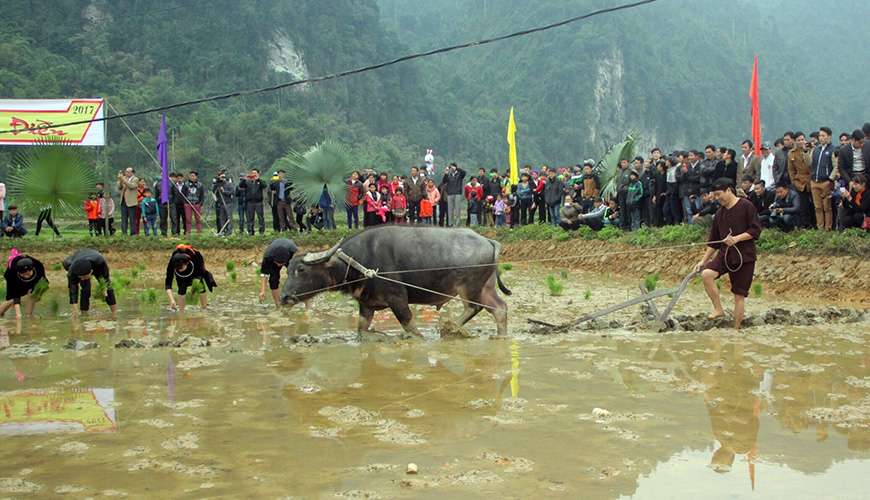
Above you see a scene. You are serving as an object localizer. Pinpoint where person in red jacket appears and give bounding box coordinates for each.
[363,182,383,228]
[345,171,363,229]
[464,177,484,226]
[390,188,408,223]
[83,193,100,236]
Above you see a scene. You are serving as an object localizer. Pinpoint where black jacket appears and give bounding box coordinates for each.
[748,189,774,217]
[810,143,835,181]
[443,168,467,195]
[698,159,724,191]
[835,144,863,185]
[676,163,700,198]
[243,179,268,203]
[165,247,215,292]
[4,255,47,304]
[543,177,566,205]
[63,249,111,305]
[773,148,791,186]
[181,181,204,205]
[259,238,299,290]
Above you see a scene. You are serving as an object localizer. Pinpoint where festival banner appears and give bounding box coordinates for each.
[0,387,117,435]
[0,98,106,146]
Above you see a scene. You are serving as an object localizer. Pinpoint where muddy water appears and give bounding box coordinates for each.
[0,265,867,499]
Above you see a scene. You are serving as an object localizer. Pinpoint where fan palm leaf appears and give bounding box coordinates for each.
[596,134,636,200]
[7,140,97,215]
[279,140,353,207]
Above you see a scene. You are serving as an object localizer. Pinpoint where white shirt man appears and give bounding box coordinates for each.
[759,145,775,187]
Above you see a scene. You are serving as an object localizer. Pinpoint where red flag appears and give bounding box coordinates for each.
[749,56,762,156]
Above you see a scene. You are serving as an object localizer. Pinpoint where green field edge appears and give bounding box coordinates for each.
[3,225,866,257]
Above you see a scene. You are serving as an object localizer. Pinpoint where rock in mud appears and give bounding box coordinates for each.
[2,342,51,358]
[64,339,98,351]
[288,334,320,345]
[406,463,418,474]
[153,335,210,348]
[115,339,146,349]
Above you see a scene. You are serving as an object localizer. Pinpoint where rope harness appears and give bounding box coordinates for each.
[287,236,739,310]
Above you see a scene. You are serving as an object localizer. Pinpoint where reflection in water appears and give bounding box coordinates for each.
[510,340,520,398]
[0,387,117,435]
[0,268,865,498]
[701,342,761,489]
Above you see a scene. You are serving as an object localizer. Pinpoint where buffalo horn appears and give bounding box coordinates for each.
[302,240,343,265]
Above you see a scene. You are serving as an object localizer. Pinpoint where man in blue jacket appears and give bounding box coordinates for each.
[768,183,801,232]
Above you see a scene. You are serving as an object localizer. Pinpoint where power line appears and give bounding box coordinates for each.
[0,0,658,136]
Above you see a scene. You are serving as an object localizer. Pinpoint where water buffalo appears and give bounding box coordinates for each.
[281,226,511,337]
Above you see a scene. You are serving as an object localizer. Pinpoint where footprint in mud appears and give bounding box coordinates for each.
[55,484,86,494]
[333,490,382,499]
[161,432,199,451]
[318,406,426,445]
[139,419,173,428]
[478,451,535,472]
[58,441,90,455]
[0,477,43,494]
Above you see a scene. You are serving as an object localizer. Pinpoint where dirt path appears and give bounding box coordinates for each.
[32,239,869,308]
[499,240,870,307]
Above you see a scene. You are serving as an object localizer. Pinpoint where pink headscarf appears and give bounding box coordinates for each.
[6,248,21,269]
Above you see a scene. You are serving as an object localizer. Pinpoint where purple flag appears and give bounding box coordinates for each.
[157,114,170,204]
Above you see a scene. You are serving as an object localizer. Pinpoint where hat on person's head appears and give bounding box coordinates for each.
[852,129,866,141]
[629,169,639,177]
[761,142,771,150]
[14,257,33,273]
[170,253,191,270]
[70,260,93,276]
[583,159,595,167]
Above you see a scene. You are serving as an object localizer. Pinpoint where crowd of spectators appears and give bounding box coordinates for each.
[2,123,867,238]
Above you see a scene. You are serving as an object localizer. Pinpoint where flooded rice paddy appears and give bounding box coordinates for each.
[0,264,867,499]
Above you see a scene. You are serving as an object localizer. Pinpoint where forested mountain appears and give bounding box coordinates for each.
[1,0,868,180]
[379,0,870,164]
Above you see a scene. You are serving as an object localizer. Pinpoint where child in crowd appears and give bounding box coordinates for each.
[493,194,506,227]
[140,189,160,236]
[84,193,100,236]
[483,195,495,226]
[363,183,382,227]
[468,191,480,226]
[378,185,392,223]
[390,187,407,224]
[100,191,115,236]
[424,179,440,225]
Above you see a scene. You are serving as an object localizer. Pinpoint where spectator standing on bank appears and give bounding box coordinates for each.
[181,171,204,234]
[403,166,426,223]
[787,132,813,227]
[443,163,466,227]
[810,127,836,230]
[345,171,363,229]
[544,169,565,227]
[244,169,268,235]
[212,170,235,235]
[117,167,139,235]
[152,178,169,237]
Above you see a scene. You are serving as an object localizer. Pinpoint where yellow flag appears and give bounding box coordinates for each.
[507,107,519,185]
